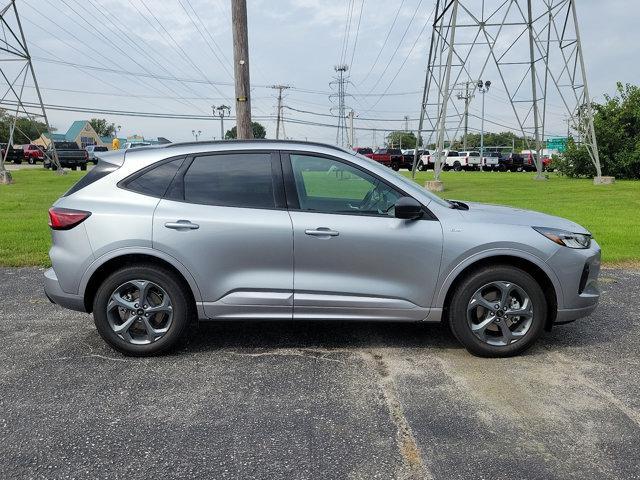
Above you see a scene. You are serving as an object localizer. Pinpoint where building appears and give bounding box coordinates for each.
[33,120,169,150]
[33,120,125,150]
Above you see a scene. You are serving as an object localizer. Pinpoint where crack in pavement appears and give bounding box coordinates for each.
[226,347,349,364]
[364,350,433,480]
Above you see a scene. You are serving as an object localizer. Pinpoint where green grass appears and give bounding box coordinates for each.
[0,168,638,266]
[0,169,85,267]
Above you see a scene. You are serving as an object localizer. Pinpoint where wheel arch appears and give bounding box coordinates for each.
[438,252,560,330]
[81,248,202,313]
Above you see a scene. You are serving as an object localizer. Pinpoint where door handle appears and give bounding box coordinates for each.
[165,220,199,230]
[305,227,339,237]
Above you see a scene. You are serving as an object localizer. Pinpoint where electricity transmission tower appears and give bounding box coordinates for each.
[412,0,602,183]
[329,64,350,147]
[270,85,290,140]
[0,0,60,184]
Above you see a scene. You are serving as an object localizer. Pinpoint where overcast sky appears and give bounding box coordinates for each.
[10,0,640,145]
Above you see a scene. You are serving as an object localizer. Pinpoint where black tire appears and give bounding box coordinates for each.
[71,166,77,171]
[28,157,35,165]
[418,161,426,171]
[391,162,400,171]
[14,159,22,165]
[80,164,87,171]
[51,164,58,171]
[93,264,194,356]
[453,161,462,172]
[447,265,547,357]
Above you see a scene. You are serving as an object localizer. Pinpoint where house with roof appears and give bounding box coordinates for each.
[33,120,126,150]
[33,120,168,150]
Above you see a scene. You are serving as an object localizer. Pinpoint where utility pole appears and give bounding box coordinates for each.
[347,110,355,148]
[477,80,491,164]
[330,64,350,147]
[372,128,376,148]
[0,0,61,184]
[456,81,473,150]
[270,85,291,140]
[231,0,252,139]
[212,105,231,139]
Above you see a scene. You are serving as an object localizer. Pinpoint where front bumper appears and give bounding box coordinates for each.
[44,268,87,312]
[548,240,601,325]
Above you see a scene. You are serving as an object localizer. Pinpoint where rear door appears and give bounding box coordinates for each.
[153,150,294,319]
[283,151,443,321]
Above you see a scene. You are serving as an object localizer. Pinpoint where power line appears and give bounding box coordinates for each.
[176,0,234,79]
[365,0,424,94]
[358,0,406,85]
[348,0,366,69]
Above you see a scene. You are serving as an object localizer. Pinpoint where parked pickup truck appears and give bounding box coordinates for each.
[369,148,405,171]
[21,144,44,164]
[44,141,88,171]
[0,143,24,164]
[402,149,427,171]
[458,151,482,170]
[481,151,503,171]
[499,152,526,172]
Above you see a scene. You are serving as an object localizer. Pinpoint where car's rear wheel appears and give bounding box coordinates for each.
[453,161,462,171]
[80,164,87,171]
[418,160,426,171]
[28,157,35,165]
[391,161,400,171]
[93,265,193,356]
[447,266,547,357]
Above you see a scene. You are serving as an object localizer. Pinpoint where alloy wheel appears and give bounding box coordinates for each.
[106,279,173,345]
[466,281,534,346]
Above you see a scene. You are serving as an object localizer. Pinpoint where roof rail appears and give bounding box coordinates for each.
[161,139,350,153]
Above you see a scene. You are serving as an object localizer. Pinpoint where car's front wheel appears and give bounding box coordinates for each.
[448,265,547,357]
[93,265,193,356]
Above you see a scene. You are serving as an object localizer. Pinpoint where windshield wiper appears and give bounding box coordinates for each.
[447,200,469,210]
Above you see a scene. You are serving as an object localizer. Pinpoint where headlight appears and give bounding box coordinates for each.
[533,226,591,249]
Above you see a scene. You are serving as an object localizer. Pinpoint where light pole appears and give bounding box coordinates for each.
[477,79,491,162]
[192,129,201,141]
[212,105,231,139]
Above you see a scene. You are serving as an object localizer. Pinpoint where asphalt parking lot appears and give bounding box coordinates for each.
[1,267,639,480]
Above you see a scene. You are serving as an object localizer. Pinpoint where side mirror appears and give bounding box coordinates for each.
[394,197,423,220]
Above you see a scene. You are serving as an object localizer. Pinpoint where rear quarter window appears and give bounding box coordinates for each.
[121,157,185,198]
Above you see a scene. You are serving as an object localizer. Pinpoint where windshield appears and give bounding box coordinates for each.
[351,152,451,208]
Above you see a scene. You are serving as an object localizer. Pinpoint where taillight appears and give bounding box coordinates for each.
[48,207,91,230]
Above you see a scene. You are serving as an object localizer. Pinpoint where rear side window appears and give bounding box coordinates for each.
[63,162,119,197]
[183,153,275,209]
[124,157,184,198]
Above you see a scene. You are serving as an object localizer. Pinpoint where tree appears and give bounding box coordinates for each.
[386,131,421,149]
[0,108,52,144]
[562,82,640,179]
[225,122,267,139]
[89,118,117,137]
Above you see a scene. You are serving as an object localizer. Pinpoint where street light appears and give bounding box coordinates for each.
[192,129,201,141]
[212,105,231,140]
[477,80,491,164]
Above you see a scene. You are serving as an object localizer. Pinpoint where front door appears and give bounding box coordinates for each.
[283,152,443,321]
[153,151,293,319]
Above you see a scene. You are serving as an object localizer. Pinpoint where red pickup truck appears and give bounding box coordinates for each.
[21,144,45,164]
[367,148,404,171]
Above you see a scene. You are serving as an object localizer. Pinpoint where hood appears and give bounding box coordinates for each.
[456,201,589,234]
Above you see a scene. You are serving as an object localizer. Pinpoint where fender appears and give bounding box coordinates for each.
[434,247,564,309]
[79,246,204,303]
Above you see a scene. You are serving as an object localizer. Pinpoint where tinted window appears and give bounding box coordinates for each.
[183,153,275,209]
[125,158,184,198]
[290,154,402,217]
[95,146,108,152]
[54,142,78,150]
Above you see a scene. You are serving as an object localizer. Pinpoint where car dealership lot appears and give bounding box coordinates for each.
[1,267,639,480]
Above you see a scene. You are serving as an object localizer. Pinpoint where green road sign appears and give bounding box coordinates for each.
[546,137,567,152]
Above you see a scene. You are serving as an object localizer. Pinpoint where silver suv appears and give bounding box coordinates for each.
[44,141,601,357]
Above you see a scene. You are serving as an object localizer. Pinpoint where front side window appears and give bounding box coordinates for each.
[183,153,275,209]
[289,154,402,217]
